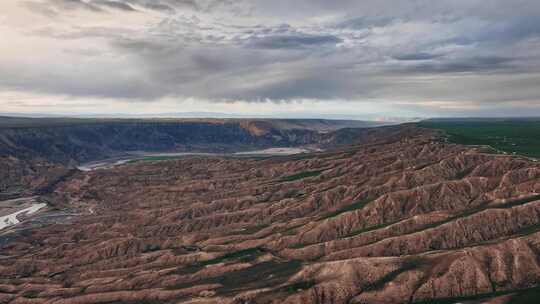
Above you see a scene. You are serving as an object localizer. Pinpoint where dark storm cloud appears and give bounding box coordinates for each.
[393,53,443,61]
[246,33,342,49]
[6,0,540,116]
[393,56,517,74]
[437,56,516,73]
[213,71,381,101]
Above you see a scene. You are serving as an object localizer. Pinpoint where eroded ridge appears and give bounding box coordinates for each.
[1,128,539,304]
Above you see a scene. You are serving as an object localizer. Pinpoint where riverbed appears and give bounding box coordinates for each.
[0,197,47,230]
[77,147,315,171]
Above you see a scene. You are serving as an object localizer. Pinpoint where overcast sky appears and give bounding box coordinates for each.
[1,0,540,118]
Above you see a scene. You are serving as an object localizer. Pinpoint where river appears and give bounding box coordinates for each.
[0,197,47,230]
[77,147,315,171]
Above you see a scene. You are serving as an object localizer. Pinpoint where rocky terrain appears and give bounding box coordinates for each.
[0,124,539,303]
[0,117,382,198]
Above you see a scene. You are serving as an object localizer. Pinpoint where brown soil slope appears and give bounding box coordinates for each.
[1,126,539,303]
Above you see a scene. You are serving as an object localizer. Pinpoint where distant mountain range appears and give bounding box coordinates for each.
[0,117,396,198]
[0,111,423,123]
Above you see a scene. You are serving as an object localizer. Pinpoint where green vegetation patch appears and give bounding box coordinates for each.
[288,242,309,249]
[363,257,428,292]
[341,193,540,243]
[514,223,540,237]
[176,248,265,275]
[170,259,304,294]
[140,155,187,162]
[419,120,540,158]
[280,170,324,182]
[216,260,303,294]
[199,247,264,267]
[290,153,319,161]
[279,281,316,293]
[321,198,372,220]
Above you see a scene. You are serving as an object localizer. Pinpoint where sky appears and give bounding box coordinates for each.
[1,0,540,119]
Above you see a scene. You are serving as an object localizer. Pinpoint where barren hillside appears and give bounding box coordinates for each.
[0,125,538,303]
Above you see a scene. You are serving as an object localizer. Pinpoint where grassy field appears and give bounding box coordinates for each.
[419,120,540,158]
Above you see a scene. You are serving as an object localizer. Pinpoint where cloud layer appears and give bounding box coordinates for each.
[1,0,540,116]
